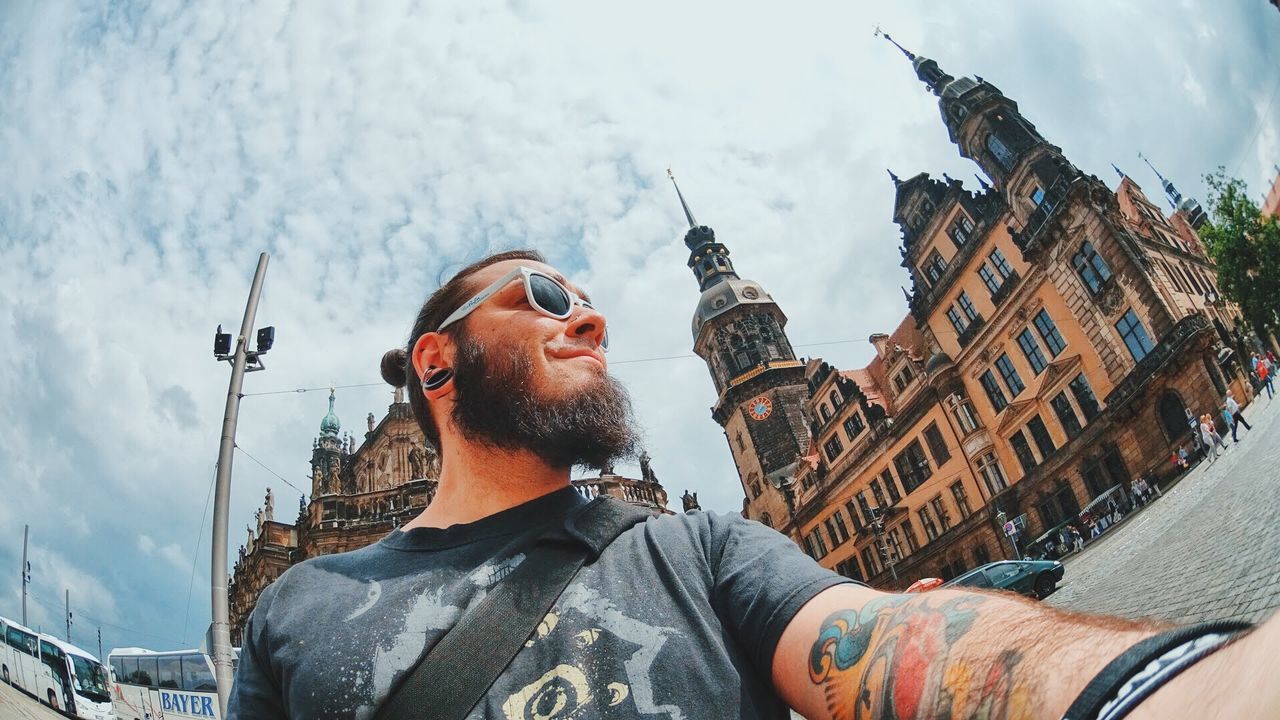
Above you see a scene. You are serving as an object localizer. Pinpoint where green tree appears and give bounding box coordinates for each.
[1200,168,1280,337]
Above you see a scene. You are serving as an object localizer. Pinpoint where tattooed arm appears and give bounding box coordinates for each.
[772,583,1280,720]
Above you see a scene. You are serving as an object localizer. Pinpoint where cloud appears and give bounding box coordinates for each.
[0,0,1276,654]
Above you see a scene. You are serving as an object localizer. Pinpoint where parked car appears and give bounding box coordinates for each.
[941,560,1065,599]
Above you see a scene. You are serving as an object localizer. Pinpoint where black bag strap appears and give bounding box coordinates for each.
[374,496,652,720]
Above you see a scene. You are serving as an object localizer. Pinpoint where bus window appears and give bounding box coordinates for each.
[181,654,217,692]
[110,657,125,683]
[135,657,158,686]
[157,655,182,689]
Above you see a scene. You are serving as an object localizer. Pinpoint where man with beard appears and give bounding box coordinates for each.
[230,250,1279,720]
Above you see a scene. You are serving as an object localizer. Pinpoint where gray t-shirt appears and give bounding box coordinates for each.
[229,487,852,719]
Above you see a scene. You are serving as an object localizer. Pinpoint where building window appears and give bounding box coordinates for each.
[888,527,907,560]
[990,248,1014,279]
[861,546,882,578]
[987,133,1015,170]
[1069,373,1101,421]
[979,263,1002,296]
[870,478,888,510]
[1115,308,1156,362]
[843,413,866,441]
[957,291,979,321]
[1051,391,1083,439]
[1026,414,1057,459]
[893,440,934,493]
[820,403,832,421]
[835,557,864,582]
[1031,185,1047,207]
[826,512,851,547]
[1033,309,1067,356]
[829,389,841,408]
[949,213,975,246]
[980,370,1009,412]
[919,505,940,541]
[947,393,983,434]
[810,529,829,559]
[923,422,952,466]
[977,452,1008,496]
[931,495,953,532]
[893,365,916,392]
[856,492,874,527]
[1010,430,1038,474]
[881,468,902,503]
[922,249,948,286]
[947,306,968,335]
[823,435,844,462]
[902,519,920,552]
[950,481,973,518]
[1072,241,1113,295]
[845,501,865,533]
[1017,328,1049,375]
[995,353,1026,396]
[750,482,762,499]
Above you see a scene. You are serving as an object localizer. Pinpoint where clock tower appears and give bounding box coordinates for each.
[669,172,811,530]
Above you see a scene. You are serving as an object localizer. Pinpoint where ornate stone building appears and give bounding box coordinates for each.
[228,389,671,644]
[694,37,1253,590]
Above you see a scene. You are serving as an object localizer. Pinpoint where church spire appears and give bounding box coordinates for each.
[875,28,955,97]
[668,170,739,292]
[668,168,698,229]
[1112,163,1127,181]
[1138,152,1182,209]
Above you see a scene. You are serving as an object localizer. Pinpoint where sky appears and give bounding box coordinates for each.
[0,0,1276,656]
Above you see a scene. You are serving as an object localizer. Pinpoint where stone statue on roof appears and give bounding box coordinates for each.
[639,451,658,484]
[264,488,274,522]
[367,412,376,433]
[681,490,700,512]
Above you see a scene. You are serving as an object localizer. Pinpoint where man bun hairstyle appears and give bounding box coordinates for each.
[384,249,546,451]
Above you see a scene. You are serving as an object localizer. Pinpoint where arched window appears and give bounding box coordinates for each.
[820,403,832,422]
[986,133,1015,170]
[759,513,773,529]
[1072,241,1112,295]
[1156,390,1188,443]
[829,389,842,409]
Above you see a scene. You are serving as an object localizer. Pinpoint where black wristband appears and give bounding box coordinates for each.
[1060,619,1252,720]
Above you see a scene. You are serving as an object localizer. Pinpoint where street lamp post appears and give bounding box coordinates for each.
[210,253,274,715]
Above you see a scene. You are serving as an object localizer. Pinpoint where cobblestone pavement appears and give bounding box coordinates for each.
[1045,391,1280,626]
[0,681,64,720]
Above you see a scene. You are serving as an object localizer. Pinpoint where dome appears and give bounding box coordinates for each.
[924,351,955,375]
[319,389,341,437]
[690,278,775,340]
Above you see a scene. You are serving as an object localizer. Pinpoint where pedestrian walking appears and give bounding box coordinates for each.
[1263,356,1276,397]
[1225,391,1252,441]
[1201,413,1228,460]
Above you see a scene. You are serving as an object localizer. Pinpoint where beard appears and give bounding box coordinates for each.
[448,331,640,471]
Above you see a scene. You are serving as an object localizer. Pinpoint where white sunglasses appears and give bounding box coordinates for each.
[436,266,608,351]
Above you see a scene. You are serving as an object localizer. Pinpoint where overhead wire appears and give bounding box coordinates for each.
[182,462,218,644]
[234,444,308,498]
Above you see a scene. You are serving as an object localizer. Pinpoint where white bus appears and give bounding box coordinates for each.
[36,633,115,719]
[0,615,56,705]
[108,647,236,720]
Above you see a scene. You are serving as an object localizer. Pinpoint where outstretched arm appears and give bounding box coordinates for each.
[771,583,1277,720]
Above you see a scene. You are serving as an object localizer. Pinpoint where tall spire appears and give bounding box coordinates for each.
[875,28,955,97]
[875,26,915,61]
[1138,152,1182,210]
[1112,163,1127,181]
[887,168,901,186]
[667,168,698,229]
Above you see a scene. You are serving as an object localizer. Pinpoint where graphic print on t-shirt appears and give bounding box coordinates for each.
[496,581,683,719]
[356,553,527,719]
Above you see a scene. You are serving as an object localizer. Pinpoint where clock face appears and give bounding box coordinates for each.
[749,396,773,420]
